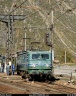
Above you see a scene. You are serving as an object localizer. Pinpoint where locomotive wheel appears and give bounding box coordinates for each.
[20,71,25,76]
[17,71,20,75]
[21,72,30,81]
[47,74,55,81]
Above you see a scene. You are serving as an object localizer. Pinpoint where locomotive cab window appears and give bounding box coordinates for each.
[32,54,40,59]
[41,54,49,59]
[32,54,49,59]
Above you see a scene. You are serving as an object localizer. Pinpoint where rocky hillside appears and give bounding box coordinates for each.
[0,0,76,62]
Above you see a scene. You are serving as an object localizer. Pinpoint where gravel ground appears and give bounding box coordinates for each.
[53,64,76,76]
[0,70,76,94]
[0,73,76,94]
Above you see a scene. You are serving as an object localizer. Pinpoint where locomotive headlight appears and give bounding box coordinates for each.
[46,64,49,67]
[29,64,36,68]
[32,64,36,67]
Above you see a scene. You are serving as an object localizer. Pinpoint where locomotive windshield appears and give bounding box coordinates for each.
[41,54,49,59]
[32,54,49,59]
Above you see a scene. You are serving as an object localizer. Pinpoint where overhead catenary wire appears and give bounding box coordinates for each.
[19,0,68,23]
[11,1,76,55]
[0,0,75,30]
[0,0,75,28]
[12,1,60,30]
[38,7,75,32]
[52,3,76,49]
[0,0,76,55]
[54,7,76,22]
[0,0,57,23]
[19,2,76,30]
[22,0,76,30]
[0,0,75,38]
[22,1,63,27]
[41,1,76,55]
[12,0,75,52]
[0,0,28,22]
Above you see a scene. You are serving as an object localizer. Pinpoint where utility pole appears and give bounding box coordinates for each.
[24,32,26,51]
[48,0,50,4]
[23,32,31,51]
[65,51,66,64]
[50,10,54,68]
[0,15,26,59]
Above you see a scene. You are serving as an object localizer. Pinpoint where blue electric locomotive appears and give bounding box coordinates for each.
[17,50,54,81]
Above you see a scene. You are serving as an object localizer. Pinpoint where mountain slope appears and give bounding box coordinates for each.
[0,0,76,62]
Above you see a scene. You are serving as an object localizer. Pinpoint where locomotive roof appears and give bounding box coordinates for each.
[17,50,52,55]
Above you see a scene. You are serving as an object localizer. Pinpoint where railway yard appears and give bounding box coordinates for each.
[0,0,76,95]
[0,64,76,94]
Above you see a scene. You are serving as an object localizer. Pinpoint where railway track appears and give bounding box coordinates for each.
[0,77,76,94]
[35,82,76,94]
[0,81,28,94]
[0,73,76,94]
[0,80,58,94]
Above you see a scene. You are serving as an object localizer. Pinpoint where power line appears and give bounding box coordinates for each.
[11,0,76,43]
[54,7,76,22]
[13,1,57,29]
[0,0,27,22]
[47,0,76,22]
[0,0,75,28]
[18,1,64,29]
[0,0,76,53]
[0,0,75,33]
[0,0,51,22]
[23,1,76,30]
